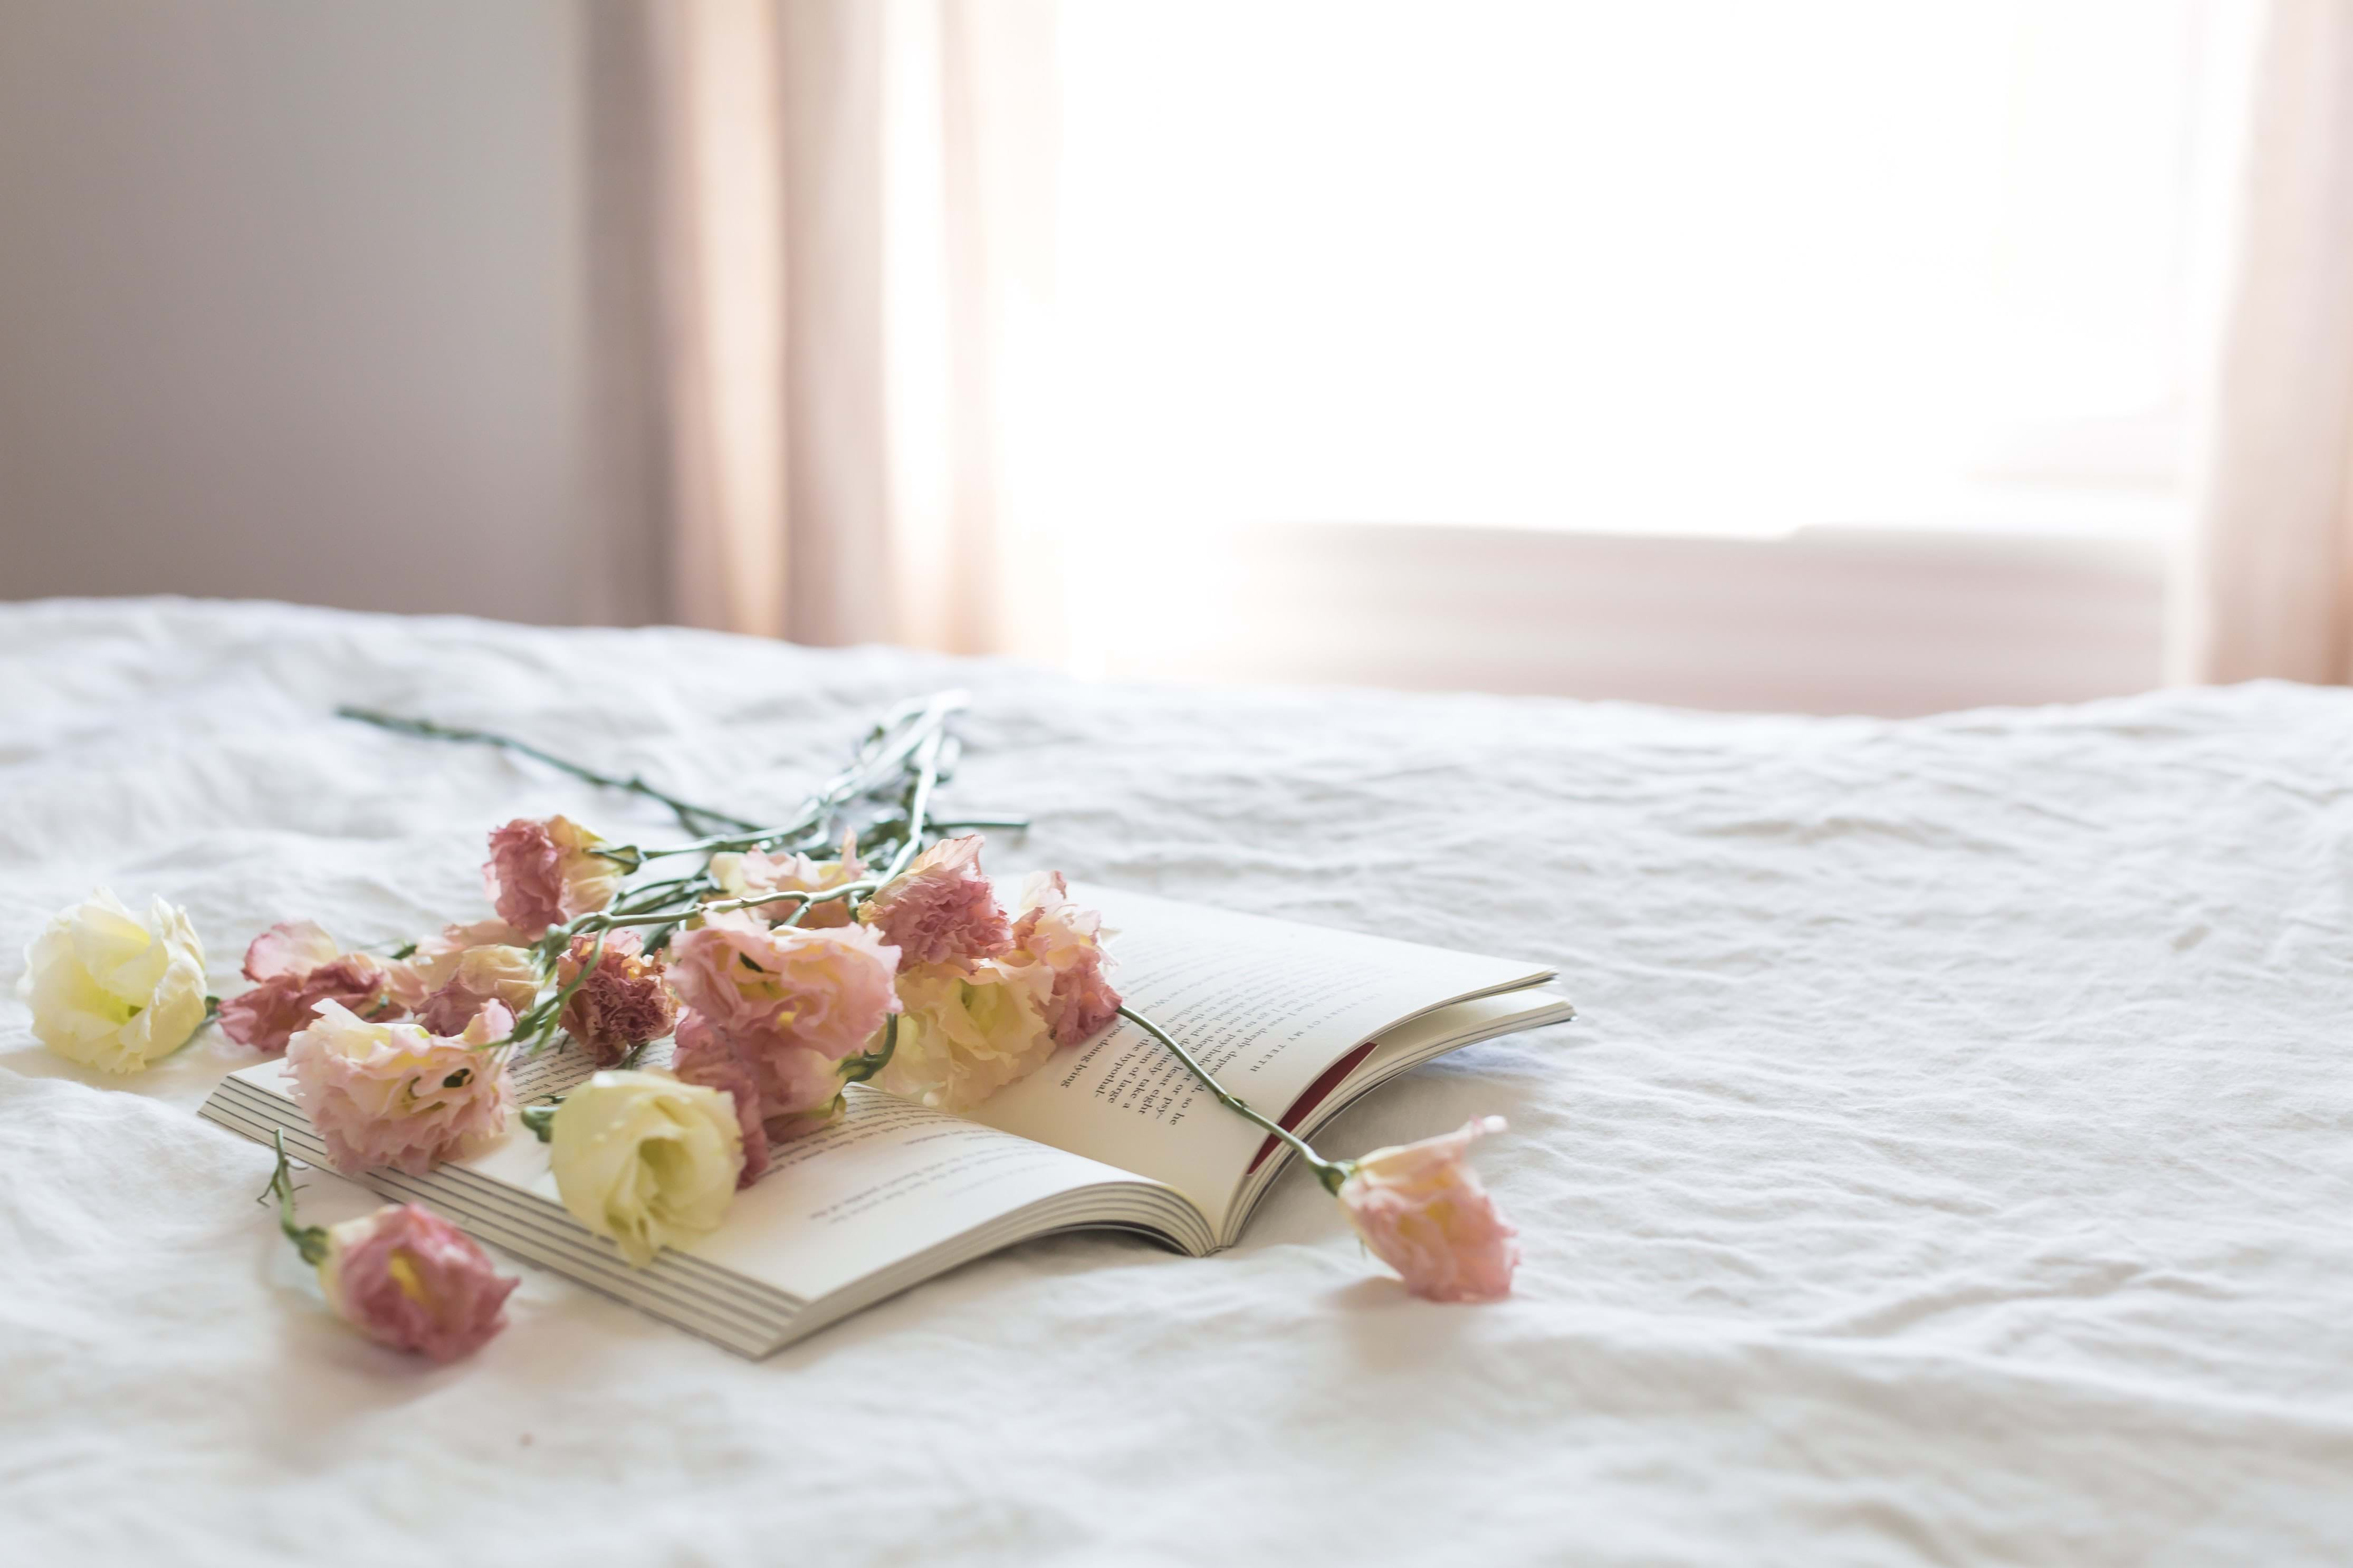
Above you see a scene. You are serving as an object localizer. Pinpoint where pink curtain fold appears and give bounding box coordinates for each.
[588,0,1061,657]
[2186,0,2353,685]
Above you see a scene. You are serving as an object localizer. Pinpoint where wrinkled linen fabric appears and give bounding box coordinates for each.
[4,597,2352,1566]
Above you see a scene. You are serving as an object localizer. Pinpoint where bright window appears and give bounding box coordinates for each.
[1054,0,2254,542]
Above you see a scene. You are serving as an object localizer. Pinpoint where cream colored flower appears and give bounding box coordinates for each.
[875,958,1056,1113]
[15,889,208,1074]
[548,1069,744,1266]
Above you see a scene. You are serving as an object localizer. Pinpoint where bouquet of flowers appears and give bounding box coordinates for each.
[16,694,1519,1363]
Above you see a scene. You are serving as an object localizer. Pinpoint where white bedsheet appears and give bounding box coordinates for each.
[5,598,2350,1565]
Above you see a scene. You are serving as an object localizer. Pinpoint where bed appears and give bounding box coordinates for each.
[5,598,2349,1564]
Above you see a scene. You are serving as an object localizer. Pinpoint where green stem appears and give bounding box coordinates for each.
[614,693,969,866]
[581,882,880,933]
[337,706,757,834]
[610,873,711,917]
[839,1013,900,1086]
[880,730,947,883]
[1115,1005,1353,1194]
[261,1130,331,1265]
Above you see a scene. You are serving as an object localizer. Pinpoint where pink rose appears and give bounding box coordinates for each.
[483,815,621,937]
[316,1203,517,1362]
[858,835,1011,968]
[668,910,900,1063]
[1336,1116,1520,1303]
[556,930,678,1067]
[218,920,404,1054]
[286,1001,516,1175]
[415,944,541,1036]
[1005,871,1122,1048]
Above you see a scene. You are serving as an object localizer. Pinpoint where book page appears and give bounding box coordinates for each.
[965,885,1554,1224]
[672,1088,1154,1301]
[231,1059,1164,1307]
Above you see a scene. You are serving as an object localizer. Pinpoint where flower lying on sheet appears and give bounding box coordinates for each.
[483,815,622,937]
[548,1069,744,1266]
[556,929,677,1066]
[1336,1117,1520,1303]
[859,834,1012,967]
[16,889,209,1074]
[261,1134,515,1363]
[285,1001,516,1175]
[317,1202,519,1362]
[218,920,407,1054]
[1005,871,1122,1049]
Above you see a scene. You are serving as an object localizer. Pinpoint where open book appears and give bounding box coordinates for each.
[200,887,1574,1357]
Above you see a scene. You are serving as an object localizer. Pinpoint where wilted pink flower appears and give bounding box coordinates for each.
[218,921,403,1054]
[483,815,621,937]
[666,1009,854,1185]
[286,1001,515,1175]
[317,1203,517,1362]
[1335,1116,1519,1303]
[711,838,866,929]
[556,930,678,1066]
[669,910,900,1063]
[858,835,1011,968]
[1006,871,1122,1048]
[415,944,540,1036]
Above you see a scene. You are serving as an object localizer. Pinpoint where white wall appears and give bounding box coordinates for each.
[0,0,607,624]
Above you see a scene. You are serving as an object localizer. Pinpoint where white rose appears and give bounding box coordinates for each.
[15,889,209,1073]
[549,1069,744,1266]
[876,957,1056,1113]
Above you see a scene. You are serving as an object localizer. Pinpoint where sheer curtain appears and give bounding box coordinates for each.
[591,0,2353,694]
[2187,0,2353,684]
[588,0,1062,657]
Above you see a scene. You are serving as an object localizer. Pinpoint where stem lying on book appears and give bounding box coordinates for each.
[1115,1005,1353,1194]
